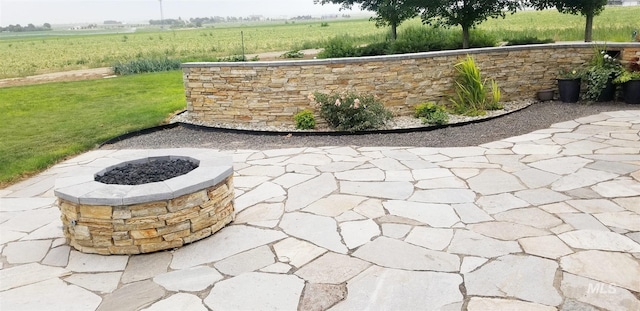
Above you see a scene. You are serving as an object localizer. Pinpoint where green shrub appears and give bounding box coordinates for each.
[505,36,554,46]
[414,102,449,125]
[320,22,330,27]
[217,55,247,62]
[358,41,392,57]
[311,92,393,132]
[317,35,360,59]
[282,50,305,59]
[293,110,316,130]
[318,27,497,59]
[450,55,502,116]
[464,30,498,49]
[112,57,181,75]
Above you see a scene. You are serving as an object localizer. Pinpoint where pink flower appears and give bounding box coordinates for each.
[335,98,341,106]
[353,98,360,109]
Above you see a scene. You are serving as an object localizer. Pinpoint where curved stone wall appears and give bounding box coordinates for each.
[182,43,640,127]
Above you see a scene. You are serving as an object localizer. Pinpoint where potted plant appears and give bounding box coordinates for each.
[584,49,622,102]
[613,57,640,105]
[557,68,582,103]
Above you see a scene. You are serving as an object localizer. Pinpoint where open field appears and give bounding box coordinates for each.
[1,6,639,78]
[476,7,640,42]
[0,19,383,78]
[0,71,185,186]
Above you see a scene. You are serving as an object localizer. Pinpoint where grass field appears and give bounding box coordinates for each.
[0,71,185,186]
[1,6,638,78]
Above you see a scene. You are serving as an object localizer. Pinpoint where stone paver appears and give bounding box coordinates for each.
[294,252,370,284]
[519,235,574,259]
[338,219,380,249]
[213,245,275,276]
[273,237,327,268]
[561,272,640,310]
[170,225,285,269]
[97,280,165,311]
[121,251,171,284]
[467,297,556,311]
[560,250,640,292]
[299,283,347,311]
[65,272,122,293]
[3,240,51,264]
[280,212,347,253]
[465,255,563,306]
[383,200,459,227]
[1,110,639,311]
[558,229,640,252]
[142,293,208,311]
[204,272,304,310]
[332,266,463,310]
[153,265,223,291]
[353,236,460,272]
[0,278,101,311]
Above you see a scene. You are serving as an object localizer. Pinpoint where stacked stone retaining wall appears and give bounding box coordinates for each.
[182,43,640,127]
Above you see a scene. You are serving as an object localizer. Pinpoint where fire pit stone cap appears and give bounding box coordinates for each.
[54,149,233,206]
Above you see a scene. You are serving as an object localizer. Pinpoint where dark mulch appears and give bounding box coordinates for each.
[101,101,639,151]
[96,159,198,185]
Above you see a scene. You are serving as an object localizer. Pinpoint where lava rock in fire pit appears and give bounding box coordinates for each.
[96,159,198,185]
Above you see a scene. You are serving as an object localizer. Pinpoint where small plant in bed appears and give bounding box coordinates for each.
[310,92,393,132]
[294,109,316,130]
[414,102,449,125]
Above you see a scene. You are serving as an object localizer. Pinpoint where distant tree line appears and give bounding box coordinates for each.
[149,15,267,28]
[1,23,52,32]
[315,0,608,47]
[149,14,352,28]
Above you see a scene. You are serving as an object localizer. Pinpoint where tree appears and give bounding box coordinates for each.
[408,0,523,49]
[43,23,52,29]
[315,0,418,40]
[529,0,607,42]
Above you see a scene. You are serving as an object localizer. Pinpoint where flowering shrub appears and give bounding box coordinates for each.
[584,49,622,101]
[309,92,393,132]
[558,68,583,79]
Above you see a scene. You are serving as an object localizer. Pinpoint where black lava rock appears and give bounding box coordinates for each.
[96,159,198,185]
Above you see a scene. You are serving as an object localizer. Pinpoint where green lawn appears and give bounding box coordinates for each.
[0,70,185,186]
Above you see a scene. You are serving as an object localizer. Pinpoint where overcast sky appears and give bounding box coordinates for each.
[0,0,364,26]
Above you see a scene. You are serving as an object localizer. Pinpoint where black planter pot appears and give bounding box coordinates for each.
[596,77,616,102]
[558,78,581,103]
[622,79,640,104]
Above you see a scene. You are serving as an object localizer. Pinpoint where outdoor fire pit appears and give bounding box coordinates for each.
[54,149,234,255]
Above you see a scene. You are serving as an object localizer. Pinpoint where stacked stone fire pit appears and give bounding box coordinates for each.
[54,149,234,255]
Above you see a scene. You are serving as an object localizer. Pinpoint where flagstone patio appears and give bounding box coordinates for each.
[1,110,639,310]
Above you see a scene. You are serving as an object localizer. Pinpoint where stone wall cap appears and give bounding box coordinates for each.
[54,149,233,206]
[181,42,640,69]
